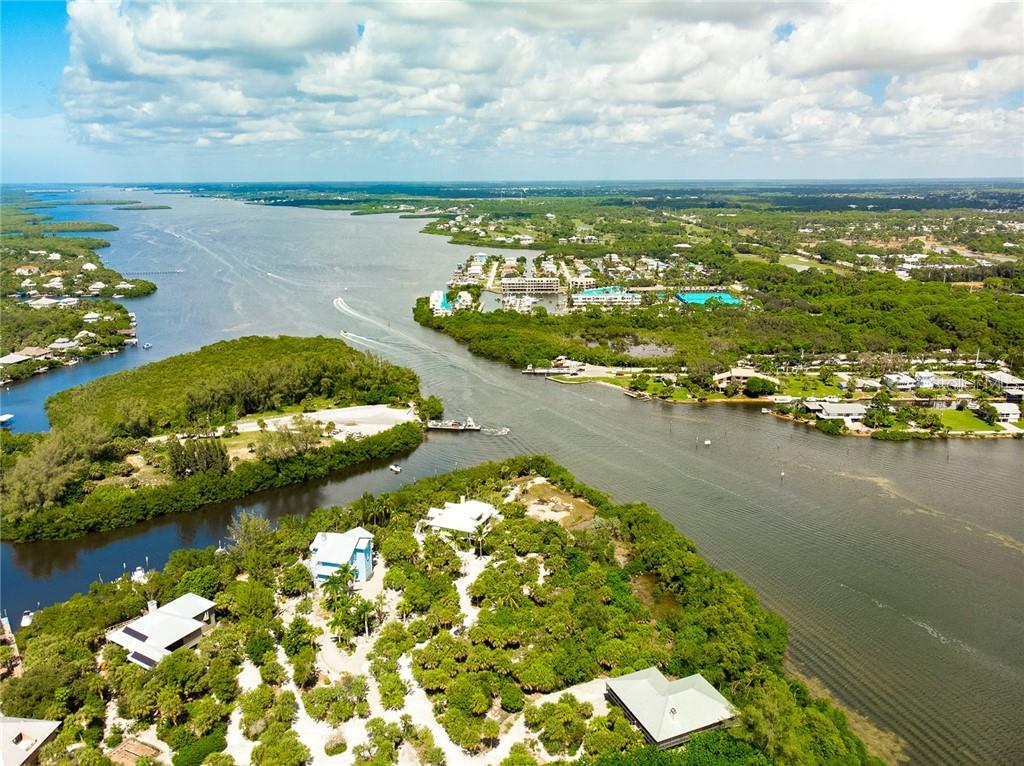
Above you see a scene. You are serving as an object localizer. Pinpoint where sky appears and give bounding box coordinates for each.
[2,0,1023,183]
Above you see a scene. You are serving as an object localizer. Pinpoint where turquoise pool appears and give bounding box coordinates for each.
[676,291,741,306]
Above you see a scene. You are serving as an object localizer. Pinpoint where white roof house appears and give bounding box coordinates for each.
[0,353,31,366]
[27,297,59,309]
[984,370,1024,390]
[1,716,62,766]
[107,593,216,669]
[991,402,1021,422]
[82,311,101,323]
[817,402,868,421]
[81,262,98,271]
[424,499,500,536]
[882,372,916,390]
[606,668,736,749]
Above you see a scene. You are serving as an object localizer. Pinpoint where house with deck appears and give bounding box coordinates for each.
[422,498,500,540]
[309,528,375,583]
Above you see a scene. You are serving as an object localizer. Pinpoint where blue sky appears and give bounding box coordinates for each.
[2,0,1022,182]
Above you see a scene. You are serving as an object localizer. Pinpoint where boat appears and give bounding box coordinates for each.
[142,342,153,349]
[20,610,33,629]
[131,566,148,584]
[65,358,80,366]
[0,413,14,428]
[32,366,49,374]
[703,439,712,447]
[761,407,771,414]
[389,464,402,473]
[426,417,482,431]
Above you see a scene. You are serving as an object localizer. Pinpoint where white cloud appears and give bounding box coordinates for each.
[40,0,1024,176]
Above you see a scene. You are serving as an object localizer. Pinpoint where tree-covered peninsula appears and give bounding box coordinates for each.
[1,456,884,766]
[1,336,437,542]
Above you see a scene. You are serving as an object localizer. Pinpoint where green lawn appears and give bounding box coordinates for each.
[780,376,845,397]
[939,409,1003,432]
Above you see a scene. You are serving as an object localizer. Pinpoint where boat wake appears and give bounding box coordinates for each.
[482,426,511,436]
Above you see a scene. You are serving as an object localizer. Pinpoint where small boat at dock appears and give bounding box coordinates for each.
[427,417,481,431]
[761,407,771,414]
[389,464,402,473]
[142,343,153,349]
[0,413,14,428]
[20,610,33,628]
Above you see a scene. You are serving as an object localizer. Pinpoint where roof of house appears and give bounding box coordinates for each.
[985,370,1024,386]
[0,353,31,366]
[309,528,374,576]
[425,499,499,534]
[991,402,1021,415]
[1,716,62,766]
[819,402,867,417]
[107,593,214,667]
[606,668,735,744]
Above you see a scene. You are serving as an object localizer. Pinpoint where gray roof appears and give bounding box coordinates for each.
[1,716,62,766]
[606,668,735,744]
[819,402,867,417]
[992,402,1020,415]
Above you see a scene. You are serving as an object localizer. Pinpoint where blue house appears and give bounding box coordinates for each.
[309,528,374,583]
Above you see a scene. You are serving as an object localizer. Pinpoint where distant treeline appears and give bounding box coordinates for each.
[416,258,1024,372]
[47,335,423,434]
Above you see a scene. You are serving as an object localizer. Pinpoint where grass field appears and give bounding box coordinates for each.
[939,409,1003,432]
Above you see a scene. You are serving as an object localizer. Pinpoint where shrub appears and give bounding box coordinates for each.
[325,732,347,756]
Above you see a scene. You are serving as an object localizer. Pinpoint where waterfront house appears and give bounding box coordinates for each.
[423,498,500,539]
[713,367,781,391]
[82,311,101,323]
[47,338,78,353]
[81,262,98,271]
[107,593,217,669]
[817,402,867,422]
[605,668,735,749]
[991,402,1021,423]
[16,347,50,360]
[982,370,1024,391]
[914,371,936,389]
[1,716,62,766]
[882,373,916,391]
[309,528,374,583]
[27,297,59,309]
[0,353,31,367]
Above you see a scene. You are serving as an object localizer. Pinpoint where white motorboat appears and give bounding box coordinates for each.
[389,464,402,473]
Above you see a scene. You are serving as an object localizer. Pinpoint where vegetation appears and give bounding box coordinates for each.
[1,455,882,766]
[2,335,432,541]
[47,335,423,432]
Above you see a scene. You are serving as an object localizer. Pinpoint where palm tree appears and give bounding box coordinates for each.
[352,597,375,636]
[321,564,356,610]
[328,609,354,647]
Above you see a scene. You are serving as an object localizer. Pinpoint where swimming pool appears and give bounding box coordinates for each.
[676,291,741,306]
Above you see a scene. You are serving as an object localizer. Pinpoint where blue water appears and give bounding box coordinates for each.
[677,291,741,305]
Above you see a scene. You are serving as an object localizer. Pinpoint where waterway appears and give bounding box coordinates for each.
[1,189,1022,764]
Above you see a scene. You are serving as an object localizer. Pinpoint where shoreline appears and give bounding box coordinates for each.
[547,375,1021,440]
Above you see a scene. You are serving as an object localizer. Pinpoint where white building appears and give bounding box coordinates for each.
[817,402,868,422]
[882,373,916,391]
[991,402,1021,423]
[571,286,641,308]
[423,499,500,537]
[568,276,597,292]
[107,593,217,669]
[82,311,101,323]
[712,368,780,391]
[501,277,560,295]
[606,668,736,749]
[914,371,936,388]
[81,262,98,271]
[983,371,1024,390]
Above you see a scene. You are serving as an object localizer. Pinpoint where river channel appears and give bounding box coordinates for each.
[1,189,1022,764]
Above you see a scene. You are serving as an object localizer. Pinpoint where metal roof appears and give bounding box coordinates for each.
[606,668,735,745]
